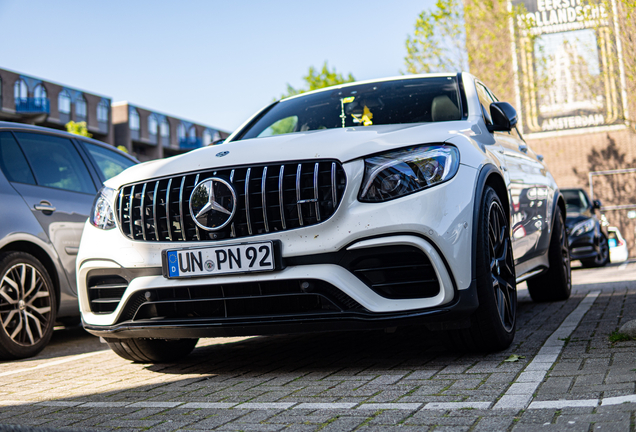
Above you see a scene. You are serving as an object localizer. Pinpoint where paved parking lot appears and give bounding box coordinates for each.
[0,263,634,431]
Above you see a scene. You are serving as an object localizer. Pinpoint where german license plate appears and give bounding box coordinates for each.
[162,241,275,279]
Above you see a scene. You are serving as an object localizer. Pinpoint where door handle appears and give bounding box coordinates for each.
[519,144,528,153]
[34,201,56,214]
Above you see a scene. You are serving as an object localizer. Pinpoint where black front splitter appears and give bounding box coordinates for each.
[84,281,479,340]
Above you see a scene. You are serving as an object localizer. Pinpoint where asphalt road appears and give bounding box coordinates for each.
[0,262,634,431]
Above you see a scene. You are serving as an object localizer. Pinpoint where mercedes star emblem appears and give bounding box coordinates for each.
[189,178,237,230]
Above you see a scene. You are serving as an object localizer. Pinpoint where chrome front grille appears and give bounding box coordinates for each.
[116,160,346,242]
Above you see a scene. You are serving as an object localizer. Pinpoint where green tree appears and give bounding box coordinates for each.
[281,62,355,99]
[404,0,469,74]
[65,121,92,138]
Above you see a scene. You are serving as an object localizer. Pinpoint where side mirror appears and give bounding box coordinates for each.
[593,199,602,210]
[488,102,518,132]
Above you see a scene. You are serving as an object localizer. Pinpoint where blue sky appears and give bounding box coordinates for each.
[0,1,433,132]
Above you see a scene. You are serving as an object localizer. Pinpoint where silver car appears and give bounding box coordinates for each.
[0,122,137,359]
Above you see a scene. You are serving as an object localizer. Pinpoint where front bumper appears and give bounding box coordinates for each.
[568,230,599,260]
[78,163,479,338]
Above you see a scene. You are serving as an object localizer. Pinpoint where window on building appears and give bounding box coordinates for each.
[34,84,47,100]
[76,96,87,119]
[148,115,158,136]
[0,77,3,101]
[97,100,109,123]
[188,126,197,142]
[177,123,186,140]
[160,119,169,137]
[58,91,71,114]
[203,129,212,146]
[129,108,140,131]
[14,79,27,101]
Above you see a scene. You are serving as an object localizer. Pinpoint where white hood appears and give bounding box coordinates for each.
[107,121,472,188]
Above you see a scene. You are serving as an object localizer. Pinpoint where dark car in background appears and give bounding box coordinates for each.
[0,122,137,359]
[562,188,609,268]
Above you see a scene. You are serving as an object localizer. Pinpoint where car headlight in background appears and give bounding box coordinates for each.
[570,218,595,237]
[90,187,116,230]
[359,145,460,202]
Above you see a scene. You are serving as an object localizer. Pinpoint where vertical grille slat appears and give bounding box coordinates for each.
[140,183,147,240]
[245,167,252,235]
[166,178,173,241]
[262,166,269,233]
[296,163,304,227]
[116,160,346,242]
[313,162,321,222]
[128,185,135,239]
[331,162,337,208]
[278,165,286,230]
[230,169,236,238]
[193,174,201,241]
[152,182,160,241]
[178,176,187,241]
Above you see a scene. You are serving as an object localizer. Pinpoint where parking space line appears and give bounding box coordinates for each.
[493,290,600,410]
[0,397,634,411]
[0,350,110,378]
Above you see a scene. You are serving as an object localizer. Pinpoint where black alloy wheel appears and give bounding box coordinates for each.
[445,186,516,352]
[488,199,517,333]
[581,234,610,268]
[0,252,57,359]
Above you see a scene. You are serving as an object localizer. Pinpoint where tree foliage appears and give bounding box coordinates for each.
[281,62,355,99]
[404,0,469,74]
[65,121,92,138]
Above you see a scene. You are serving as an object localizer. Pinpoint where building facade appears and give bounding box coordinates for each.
[0,67,228,161]
[0,67,113,144]
[112,102,228,162]
[464,0,636,254]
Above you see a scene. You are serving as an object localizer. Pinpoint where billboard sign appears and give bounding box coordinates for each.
[512,0,625,134]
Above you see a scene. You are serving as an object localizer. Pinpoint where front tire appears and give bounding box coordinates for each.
[527,207,571,301]
[0,252,57,360]
[446,186,516,352]
[106,338,198,363]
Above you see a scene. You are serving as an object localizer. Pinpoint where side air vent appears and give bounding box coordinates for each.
[87,275,128,314]
[343,246,440,299]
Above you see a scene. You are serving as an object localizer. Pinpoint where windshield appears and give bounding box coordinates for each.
[562,189,590,213]
[236,76,462,141]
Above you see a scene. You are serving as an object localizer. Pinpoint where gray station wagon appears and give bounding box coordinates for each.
[0,122,137,359]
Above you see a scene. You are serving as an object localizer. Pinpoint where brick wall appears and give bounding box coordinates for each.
[528,128,636,256]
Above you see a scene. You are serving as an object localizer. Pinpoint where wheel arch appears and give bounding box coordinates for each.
[0,241,61,312]
[471,164,510,282]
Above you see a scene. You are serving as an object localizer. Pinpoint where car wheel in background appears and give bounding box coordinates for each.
[0,251,57,360]
[446,186,516,352]
[106,338,199,363]
[527,208,571,302]
[580,235,610,268]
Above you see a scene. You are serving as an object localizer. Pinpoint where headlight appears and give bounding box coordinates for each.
[570,218,595,237]
[90,187,116,230]
[359,145,460,202]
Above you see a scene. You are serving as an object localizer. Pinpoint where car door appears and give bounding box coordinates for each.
[10,131,97,294]
[475,82,552,264]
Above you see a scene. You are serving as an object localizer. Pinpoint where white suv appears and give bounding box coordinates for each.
[77,73,571,362]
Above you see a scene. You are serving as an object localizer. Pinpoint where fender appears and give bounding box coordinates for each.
[470,163,508,283]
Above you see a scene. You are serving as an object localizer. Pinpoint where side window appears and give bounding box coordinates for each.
[475,82,495,125]
[13,132,95,194]
[82,142,136,180]
[0,132,36,185]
